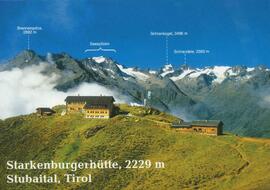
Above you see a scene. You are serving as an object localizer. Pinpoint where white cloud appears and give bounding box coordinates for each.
[259,93,270,108]
[0,63,129,119]
[170,108,198,122]
[250,87,270,109]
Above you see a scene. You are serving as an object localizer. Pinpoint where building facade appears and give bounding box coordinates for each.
[84,105,111,119]
[171,120,223,136]
[65,96,115,119]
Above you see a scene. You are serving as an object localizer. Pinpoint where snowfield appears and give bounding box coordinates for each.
[117,64,150,80]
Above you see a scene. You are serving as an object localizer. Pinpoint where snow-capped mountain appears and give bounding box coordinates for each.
[116,64,150,81]
[3,50,270,138]
[91,56,106,63]
[159,64,259,84]
[7,50,265,87]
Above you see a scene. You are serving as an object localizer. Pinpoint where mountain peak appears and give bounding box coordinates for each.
[87,56,116,65]
[92,56,106,63]
[9,49,43,67]
[160,64,174,77]
[162,64,173,71]
[16,49,37,59]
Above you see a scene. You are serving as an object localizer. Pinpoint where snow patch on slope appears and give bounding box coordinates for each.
[211,66,231,83]
[149,70,157,74]
[247,67,255,72]
[170,69,195,81]
[226,68,239,76]
[188,66,231,83]
[171,66,231,83]
[117,64,149,80]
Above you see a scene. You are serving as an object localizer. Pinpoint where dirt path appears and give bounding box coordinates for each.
[125,114,253,189]
[233,142,250,174]
[188,137,251,189]
[126,114,171,126]
[240,137,270,144]
[131,114,252,175]
[214,137,250,174]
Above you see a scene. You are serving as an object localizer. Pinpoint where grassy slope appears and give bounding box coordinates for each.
[0,105,269,190]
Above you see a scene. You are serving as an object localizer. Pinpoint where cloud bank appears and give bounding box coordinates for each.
[257,87,270,108]
[0,64,129,119]
[171,108,198,122]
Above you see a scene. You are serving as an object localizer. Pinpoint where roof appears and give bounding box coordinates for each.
[191,120,223,127]
[171,122,192,128]
[171,120,223,128]
[65,96,115,104]
[36,107,56,113]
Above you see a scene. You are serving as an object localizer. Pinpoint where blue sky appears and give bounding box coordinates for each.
[0,0,270,69]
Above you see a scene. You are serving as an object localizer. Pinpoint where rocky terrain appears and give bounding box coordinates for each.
[1,50,270,137]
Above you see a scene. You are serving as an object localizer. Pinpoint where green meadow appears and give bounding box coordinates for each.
[0,105,270,190]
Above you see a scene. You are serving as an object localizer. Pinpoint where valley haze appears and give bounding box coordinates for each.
[0,50,270,138]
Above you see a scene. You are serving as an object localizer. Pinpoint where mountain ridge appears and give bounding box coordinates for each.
[1,50,270,138]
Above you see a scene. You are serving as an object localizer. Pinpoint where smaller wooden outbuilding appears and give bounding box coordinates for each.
[171,120,223,136]
[36,107,56,116]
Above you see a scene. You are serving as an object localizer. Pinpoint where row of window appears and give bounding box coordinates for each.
[68,107,108,114]
[69,107,82,110]
[69,108,84,113]
[86,115,107,118]
[87,110,108,114]
[193,128,216,132]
